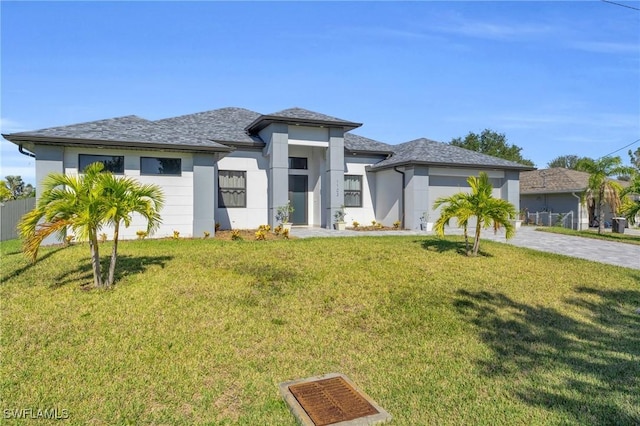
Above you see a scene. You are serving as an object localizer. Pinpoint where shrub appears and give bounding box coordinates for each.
[215,222,221,232]
[274,225,283,235]
[282,228,290,239]
[352,221,360,229]
[136,230,148,240]
[203,231,211,239]
[173,230,180,239]
[231,229,242,241]
[255,230,267,240]
[258,224,271,232]
[393,220,401,229]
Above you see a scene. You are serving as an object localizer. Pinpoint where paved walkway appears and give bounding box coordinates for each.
[289,226,640,270]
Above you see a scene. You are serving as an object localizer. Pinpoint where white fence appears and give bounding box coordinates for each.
[526,211,575,229]
[0,198,36,241]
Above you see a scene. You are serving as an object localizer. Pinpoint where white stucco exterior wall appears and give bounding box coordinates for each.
[344,156,378,226]
[63,147,194,240]
[215,150,269,230]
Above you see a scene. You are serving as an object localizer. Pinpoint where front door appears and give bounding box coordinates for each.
[288,175,307,225]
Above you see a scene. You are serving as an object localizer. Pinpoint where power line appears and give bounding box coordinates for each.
[599,138,640,159]
[600,0,640,11]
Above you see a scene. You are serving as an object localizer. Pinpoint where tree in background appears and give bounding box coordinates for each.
[18,163,164,288]
[449,129,534,167]
[629,147,640,170]
[576,156,635,234]
[1,176,34,201]
[433,172,517,256]
[620,174,640,225]
[0,181,12,202]
[547,155,595,170]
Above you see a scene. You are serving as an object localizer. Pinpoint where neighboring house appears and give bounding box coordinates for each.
[2,107,532,240]
[520,167,628,230]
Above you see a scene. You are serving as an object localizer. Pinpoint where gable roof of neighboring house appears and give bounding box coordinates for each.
[520,168,629,194]
[4,115,232,153]
[368,138,533,171]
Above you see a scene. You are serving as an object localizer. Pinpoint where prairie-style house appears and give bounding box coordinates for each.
[3,107,532,239]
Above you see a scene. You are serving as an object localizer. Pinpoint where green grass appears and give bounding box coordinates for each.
[1,236,639,425]
[536,226,640,245]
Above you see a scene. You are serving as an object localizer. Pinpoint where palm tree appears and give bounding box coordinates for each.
[100,173,164,287]
[433,172,517,256]
[18,163,164,288]
[577,157,635,234]
[19,163,108,287]
[620,173,640,225]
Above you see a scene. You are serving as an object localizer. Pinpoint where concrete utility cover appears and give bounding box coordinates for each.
[279,373,392,426]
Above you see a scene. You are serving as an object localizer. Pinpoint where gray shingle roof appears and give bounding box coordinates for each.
[344,133,394,154]
[155,107,262,144]
[4,115,230,151]
[246,107,362,133]
[520,167,628,194]
[369,138,534,170]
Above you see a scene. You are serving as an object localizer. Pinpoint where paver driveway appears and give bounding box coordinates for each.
[290,226,640,270]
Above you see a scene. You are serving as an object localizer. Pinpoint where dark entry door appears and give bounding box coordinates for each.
[288,175,307,225]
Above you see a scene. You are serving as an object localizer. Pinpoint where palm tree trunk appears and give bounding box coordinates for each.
[598,185,605,235]
[463,225,470,256]
[472,221,482,256]
[107,222,120,287]
[89,229,103,288]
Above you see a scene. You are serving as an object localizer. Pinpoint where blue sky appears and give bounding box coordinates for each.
[2,1,639,185]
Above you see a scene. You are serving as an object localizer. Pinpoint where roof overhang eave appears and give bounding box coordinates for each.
[3,134,233,153]
[369,160,535,172]
[245,116,362,133]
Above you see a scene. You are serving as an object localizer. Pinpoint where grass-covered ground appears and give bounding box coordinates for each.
[1,236,639,425]
[536,226,640,245]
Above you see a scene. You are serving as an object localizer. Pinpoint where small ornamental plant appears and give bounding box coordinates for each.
[276,201,294,225]
[258,224,271,232]
[255,229,267,240]
[215,222,221,232]
[282,228,290,239]
[99,233,108,243]
[274,225,283,235]
[203,231,211,239]
[231,229,242,241]
[334,205,346,223]
[352,221,360,229]
[64,235,74,246]
[136,230,148,240]
[393,220,401,229]
[173,230,180,239]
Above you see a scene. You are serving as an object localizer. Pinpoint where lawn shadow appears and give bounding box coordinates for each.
[454,287,640,424]
[232,262,302,296]
[51,254,173,288]
[1,247,67,284]
[417,238,493,257]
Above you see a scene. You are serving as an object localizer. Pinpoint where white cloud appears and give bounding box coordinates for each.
[569,41,640,54]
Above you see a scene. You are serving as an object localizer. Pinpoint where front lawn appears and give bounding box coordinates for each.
[1,236,638,425]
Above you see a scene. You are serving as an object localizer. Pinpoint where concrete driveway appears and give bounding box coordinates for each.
[290,226,640,270]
